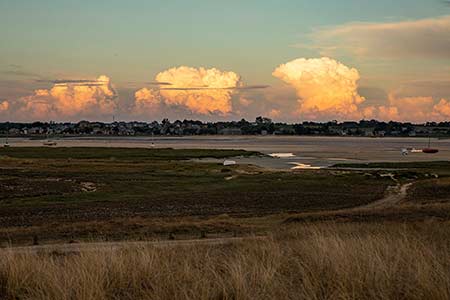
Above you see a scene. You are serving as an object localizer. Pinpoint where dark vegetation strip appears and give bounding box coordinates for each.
[333,161,450,169]
[0,147,260,160]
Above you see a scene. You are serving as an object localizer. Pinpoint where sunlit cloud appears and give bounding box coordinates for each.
[273,57,365,120]
[133,87,161,114]
[364,93,450,122]
[2,75,118,121]
[267,109,281,119]
[271,57,450,123]
[134,66,242,115]
[49,75,116,117]
[433,98,450,118]
[379,94,435,122]
[0,100,9,112]
[156,66,240,115]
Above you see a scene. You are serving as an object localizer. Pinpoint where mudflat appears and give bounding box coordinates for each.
[7,136,450,168]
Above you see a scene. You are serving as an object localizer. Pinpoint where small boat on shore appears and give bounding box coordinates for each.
[43,140,57,146]
[401,136,439,155]
[422,148,439,154]
[269,153,295,158]
[423,136,439,154]
[3,131,10,147]
[223,160,236,166]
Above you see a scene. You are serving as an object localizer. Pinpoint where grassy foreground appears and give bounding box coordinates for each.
[1,222,449,300]
[1,147,450,299]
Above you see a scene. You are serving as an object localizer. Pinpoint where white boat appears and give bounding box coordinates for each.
[43,140,57,146]
[269,153,296,158]
[289,162,321,170]
[3,132,10,147]
[223,160,236,166]
[149,134,156,148]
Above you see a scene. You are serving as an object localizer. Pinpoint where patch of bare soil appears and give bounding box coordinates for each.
[0,178,79,200]
[355,182,414,210]
[80,182,97,192]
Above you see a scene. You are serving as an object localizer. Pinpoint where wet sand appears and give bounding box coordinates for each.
[4,136,450,169]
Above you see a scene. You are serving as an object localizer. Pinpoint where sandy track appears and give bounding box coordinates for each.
[356,182,413,210]
[0,236,264,255]
[1,183,414,254]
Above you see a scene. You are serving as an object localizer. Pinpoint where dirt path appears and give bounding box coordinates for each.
[1,183,415,254]
[355,182,414,211]
[1,236,264,255]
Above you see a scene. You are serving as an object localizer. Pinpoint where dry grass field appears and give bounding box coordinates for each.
[1,222,449,300]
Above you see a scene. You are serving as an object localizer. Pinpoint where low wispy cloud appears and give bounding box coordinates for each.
[124,81,173,87]
[1,65,41,78]
[1,70,40,77]
[159,85,269,91]
[36,79,108,85]
[300,15,450,59]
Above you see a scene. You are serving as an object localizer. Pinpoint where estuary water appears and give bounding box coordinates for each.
[4,136,450,169]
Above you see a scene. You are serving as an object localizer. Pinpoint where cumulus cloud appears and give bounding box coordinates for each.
[379,95,435,122]
[238,97,253,107]
[135,88,159,103]
[48,75,117,117]
[16,93,55,120]
[133,87,161,113]
[433,98,450,118]
[271,57,450,122]
[306,15,450,59]
[134,66,241,116]
[0,100,9,112]
[2,75,117,121]
[364,93,450,122]
[267,109,281,119]
[273,57,365,120]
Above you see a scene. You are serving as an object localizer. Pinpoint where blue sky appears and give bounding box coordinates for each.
[0,0,445,81]
[0,0,449,122]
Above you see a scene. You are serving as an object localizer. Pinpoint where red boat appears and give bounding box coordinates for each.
[422,148,439,154]
[422,137,439,153]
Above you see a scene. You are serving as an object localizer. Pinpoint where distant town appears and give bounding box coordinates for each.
[1,117,450,137]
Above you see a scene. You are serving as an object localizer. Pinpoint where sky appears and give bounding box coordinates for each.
[0,0,449,123]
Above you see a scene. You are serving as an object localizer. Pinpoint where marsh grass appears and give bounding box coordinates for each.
[0,147,260,161]
[0,222,449,300]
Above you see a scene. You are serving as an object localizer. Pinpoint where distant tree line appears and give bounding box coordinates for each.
[1,117,450,137]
